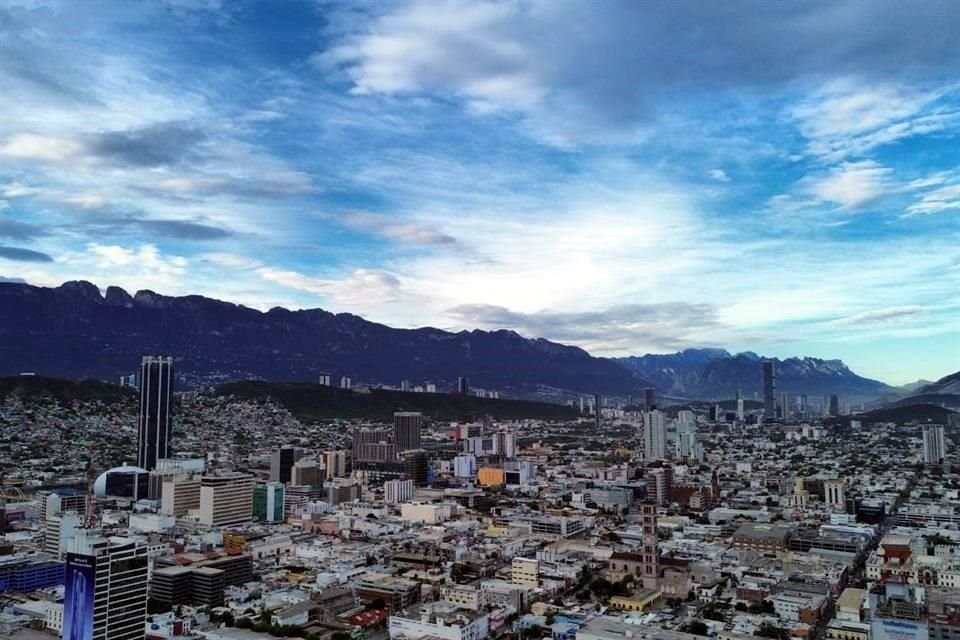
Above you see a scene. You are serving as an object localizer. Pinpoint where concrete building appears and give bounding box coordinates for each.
[924,425,946,465]
[389,603,488,640]
[44,511,82,559]
[384,479,415,505]
[511,557,540,587]
[137,355,174,471]
[253,482,285,523]
[763,360,777,420]
[160,475,201,516]
[825,479,846,511]
[322,450,349,479]
[644,410,667,460]
[198,473,254,527]
[270,446,305,484]
[453,454,476,479]
[393,412,423,452]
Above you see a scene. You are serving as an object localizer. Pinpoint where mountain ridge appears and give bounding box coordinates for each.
[614,348,892,398]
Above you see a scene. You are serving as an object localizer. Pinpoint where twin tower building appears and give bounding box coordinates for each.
[137,355,174,471]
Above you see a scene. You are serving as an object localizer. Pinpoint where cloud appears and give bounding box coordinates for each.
[321,0,960,144]
[0,134,84,162]
[806,160,893,209]
[341,212,459,247]
[258,266,403,305]
[828,306,925,326]
[137,219,232,240]
[0,215,47,241]
[0,276,26,283]
[707,169,730,183]
[88,122,207,167]
[0,245,54,262]
[906,183,960,215]
[446,302,724,354]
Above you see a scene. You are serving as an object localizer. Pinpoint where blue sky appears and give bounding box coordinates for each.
[0,0,958,385]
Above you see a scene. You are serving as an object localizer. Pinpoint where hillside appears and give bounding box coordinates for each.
[0,281,650,397]
[852,403,957,425]
[0,375,135,404]
[216,381,580,421]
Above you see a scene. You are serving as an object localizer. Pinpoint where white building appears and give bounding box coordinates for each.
[198,473,254,527]
[643,411,667,460]
[824,479,846,510]
[44,511,82,559]
[923,425,946,465]
[384,479,415,505]
[389,603,488,640]
[454,454,477,479]
[400,503,455,524]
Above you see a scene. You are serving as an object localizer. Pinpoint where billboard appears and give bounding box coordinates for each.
[63,553,95,640]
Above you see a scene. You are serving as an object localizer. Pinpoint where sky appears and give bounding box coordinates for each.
[0,0,958,385]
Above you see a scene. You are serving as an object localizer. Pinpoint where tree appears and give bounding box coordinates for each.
[756,623,786,640]
[683,621,709,636]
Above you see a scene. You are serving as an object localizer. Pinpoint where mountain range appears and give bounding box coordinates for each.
[0,281,907,400]
[613,349,892,399]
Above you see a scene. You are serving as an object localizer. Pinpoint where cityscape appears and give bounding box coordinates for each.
[0,3,959,640]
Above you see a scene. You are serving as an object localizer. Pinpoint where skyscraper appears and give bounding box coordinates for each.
[644,387,657,411]
[736,389,745,421]
[394,412,423,451]
[270,446,305,483]
[762,360,776,421]
[923,424,946,465]
[779,392,790,419]
[137,356,174,471]
[829,394,840,417]
[643,410,667,460]
[457,376,469,395]
[63,531,149,640]
[322,450,349,479]
[594,393,602,429]
[675,411,701,463]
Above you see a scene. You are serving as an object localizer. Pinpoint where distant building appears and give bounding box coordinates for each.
[353,426,398,463]
[763,360,777,421]
[322,450,349,479]
[511,557,539,587]
[253,482,285,523]
[457,376,469,395]
[340,376,352,389]
[270,446,305,484]
[318,373,331,386]
[384,479,415,505]
[137,355,174,471]
[394,412,423,451]
[824,478,846,511]
[198,473,254,527]
[160,475,201,516]
[829,394,840,417]
[923,425,946,465]
[644,387,657,411]
[643,410,667,460]
[453,454,476,479]
[736,389,745,420]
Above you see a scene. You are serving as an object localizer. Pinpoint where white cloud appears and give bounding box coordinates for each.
[806,160,893,209]
[341,212,459,247]
[707,169,730,182]
[906,183,960,215]
[0,134,84,163]
[257,267,403,306]
[828,306,924,326]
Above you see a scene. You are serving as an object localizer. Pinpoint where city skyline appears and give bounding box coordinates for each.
[0,1,958,384]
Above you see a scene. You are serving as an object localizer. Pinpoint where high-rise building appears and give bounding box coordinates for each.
[44,511,82,559]
[198,473,254,527]
[137,356,174,471]
[291,458,324,489]
[353,427,397,462]
[322,450,349,480]
[594,393,602,430]
[394,412,423,452]
[453,454,476,478]
[496,431,517,459]
[643,410,667,460]
[675,412,701,463]
[923,425,946,465]
[457,376,469,396]
[736,389,744,421]
[824,478,845,510]
[829,394,840,417]
[384,479,415,505]
[62,531,149,640]
[253,482,285,523]
[270,446,305,484]
[340,376,352,389]
[779,392,790,419]
[160,475,201,516]
[318,373,331,386]
[762,360,776,421]
[644,387,657,412]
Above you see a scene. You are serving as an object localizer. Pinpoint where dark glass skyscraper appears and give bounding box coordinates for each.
[393,412,423,452]
[137,356,173,471]
[762,360,776,421]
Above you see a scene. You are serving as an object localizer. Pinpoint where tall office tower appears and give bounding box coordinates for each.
[675,412,700,463]
[291,458,323,489]
[579,397,586,414]
[644,387,657,411]
[779,392,790,419]
[62,531,149,640]
[643,410,667,460]
[160,475,202,516]
[639,503,660,590]
[352,427,398,462]
[384,479,415,505]
[340,376,352,389]
[800,394,808,416]
[198,473,254,527]
[322,450,348,479]
[457,376,469,396]
[394,412,423,451]
[736,389,744,421]
[270,446,305,484]
[44,511,82,559]
[400,380,410,392]
[824,478,845,510]
[594,393,602,430]
[923,425,946,465]
[318,373,331,386]
[453,454,477,478]
[253,482,285,523]
[497,431,517,459]
[40,489,87,523]
[762,360,777,421]
[137,356,174,471]
[829,394,840,417]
